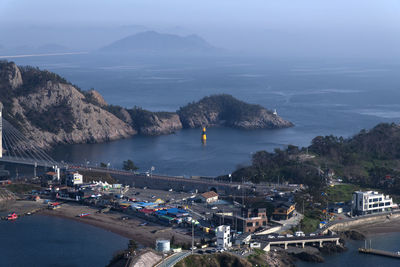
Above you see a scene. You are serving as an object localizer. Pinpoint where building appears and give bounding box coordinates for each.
[67,171,83,186]
[234,232,252,246]
[214,207,268,233]
[272,202,296,221]
[216,225,232,249]
[352,191,395,215]
[199,191,218,203]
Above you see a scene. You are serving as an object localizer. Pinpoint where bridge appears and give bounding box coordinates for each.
[252,235,340,251]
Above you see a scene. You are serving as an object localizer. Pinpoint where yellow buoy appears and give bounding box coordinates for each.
[201,127,207,143]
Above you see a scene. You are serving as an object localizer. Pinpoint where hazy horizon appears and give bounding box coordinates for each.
[1,0,400,59]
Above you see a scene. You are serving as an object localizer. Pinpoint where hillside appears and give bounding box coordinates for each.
[0,61,136,148]
[178,94,293,129]
[100,31,218,54]
[228,123,400,193]
[0,61,293,148]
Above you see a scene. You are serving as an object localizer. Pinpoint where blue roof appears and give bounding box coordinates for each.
[155,210,168,215]
[166,208,187,214]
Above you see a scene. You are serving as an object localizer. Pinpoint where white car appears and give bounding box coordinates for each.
[267,235,276,239]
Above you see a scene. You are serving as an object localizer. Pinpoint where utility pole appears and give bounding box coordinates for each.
[192,221,195,251]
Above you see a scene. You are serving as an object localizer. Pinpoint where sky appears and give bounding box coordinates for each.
[1,0,400,58]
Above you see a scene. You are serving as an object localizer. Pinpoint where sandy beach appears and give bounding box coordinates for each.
[37,202,193,248]
[350,216,400,236]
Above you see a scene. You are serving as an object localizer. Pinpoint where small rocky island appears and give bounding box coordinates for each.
[0,61,293,147]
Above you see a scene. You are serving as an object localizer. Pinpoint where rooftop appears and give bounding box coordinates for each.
[201,191,218,199]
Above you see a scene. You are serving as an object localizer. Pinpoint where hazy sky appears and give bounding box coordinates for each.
[1,0,400,58]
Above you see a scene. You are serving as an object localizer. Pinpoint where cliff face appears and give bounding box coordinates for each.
[178,94,293,129]
[0,61,136,148]
[127,108,182,135]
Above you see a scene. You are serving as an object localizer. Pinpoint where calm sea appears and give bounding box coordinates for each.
[298,232,400,267]
[0,215,128,267]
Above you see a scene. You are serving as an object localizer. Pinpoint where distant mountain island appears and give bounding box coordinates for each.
[0,61,292,147]
[100,31,220,55]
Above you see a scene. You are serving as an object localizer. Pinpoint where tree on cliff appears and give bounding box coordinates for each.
[123,159,139,171]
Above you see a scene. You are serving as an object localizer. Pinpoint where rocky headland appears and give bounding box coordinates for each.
[0,61,293,147]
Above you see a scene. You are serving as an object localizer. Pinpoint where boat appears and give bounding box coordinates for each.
[7,212,18,220]
[78,213,91,217]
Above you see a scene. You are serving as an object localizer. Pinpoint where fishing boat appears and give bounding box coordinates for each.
[78,213,91,217]
[7,212,18,220]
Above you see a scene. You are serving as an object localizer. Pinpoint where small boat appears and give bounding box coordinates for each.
[7,212,18,220]
[78,213,91,217]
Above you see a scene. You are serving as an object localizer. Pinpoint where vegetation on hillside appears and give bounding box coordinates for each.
[178,94,268,127]
[229,123,400,194]
[175,253,252,267]
[127,107,176,130]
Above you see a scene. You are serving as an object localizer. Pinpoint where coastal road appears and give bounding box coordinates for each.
[156,251,191,267]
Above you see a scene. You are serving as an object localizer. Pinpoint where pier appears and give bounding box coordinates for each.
[358,248,400,259]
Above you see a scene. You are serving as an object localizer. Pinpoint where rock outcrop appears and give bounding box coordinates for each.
[0,61,136,148]
[0,61,23,89]
[178,94,293,129]
[127,108,182,136]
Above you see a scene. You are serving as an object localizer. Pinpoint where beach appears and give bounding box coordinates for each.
[352,216,400,236]
[38,202,193,247]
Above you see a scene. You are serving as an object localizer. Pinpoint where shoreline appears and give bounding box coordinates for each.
[349,216,400,237]
[37,202,192,248]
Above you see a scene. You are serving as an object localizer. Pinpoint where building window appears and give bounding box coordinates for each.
[385,202,391,206]
[379,203,384,207]
[263,221,267,226]
[247,222,253,227]
[256,222,259,226]
[373,204,378,208]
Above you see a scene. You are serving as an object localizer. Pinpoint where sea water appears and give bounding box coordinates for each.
[0,215,128,267]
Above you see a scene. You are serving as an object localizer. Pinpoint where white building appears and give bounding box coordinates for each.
[67,171,83,186]
[352,191,394,215]
[216,225,232,249]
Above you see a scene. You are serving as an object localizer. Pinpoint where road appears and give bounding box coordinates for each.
[157,251,191,267]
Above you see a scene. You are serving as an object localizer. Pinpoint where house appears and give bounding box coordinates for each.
[199,191,218,203]
[272,202,296,221]
[352,191,395,215]
[234,232,252,246]
[67,171,83,186]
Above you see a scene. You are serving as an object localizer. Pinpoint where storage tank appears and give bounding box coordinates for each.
[156,239,170,252]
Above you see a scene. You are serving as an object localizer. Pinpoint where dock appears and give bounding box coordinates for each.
[358,248,400,259]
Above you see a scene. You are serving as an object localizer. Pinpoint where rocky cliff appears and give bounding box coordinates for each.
[0,61,136,148]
